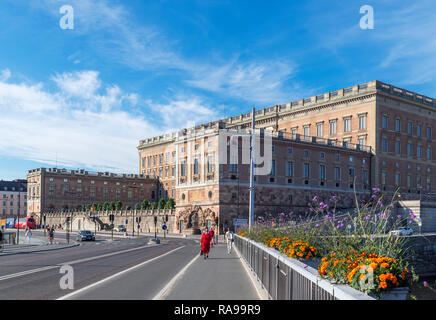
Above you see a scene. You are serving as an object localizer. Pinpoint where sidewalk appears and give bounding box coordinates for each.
[0,242,78,256]
[162,243,260,300]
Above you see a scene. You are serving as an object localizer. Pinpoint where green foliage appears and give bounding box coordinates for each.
[96,203,103,211]
[239,188,415,263]
[158,198,166,209]
[110,201,116,210]
[115,200,122,211]
[103,201,109,211]
[85,204,92,211]
[165,198,176,209]
[141,199,149,210]
[149,202,157,209]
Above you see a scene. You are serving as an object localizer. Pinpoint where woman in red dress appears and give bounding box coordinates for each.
[201,228,211,259]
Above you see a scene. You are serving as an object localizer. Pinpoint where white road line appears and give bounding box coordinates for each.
[153,252,199,300]
[57,245,186,300]
[0,243,158,282]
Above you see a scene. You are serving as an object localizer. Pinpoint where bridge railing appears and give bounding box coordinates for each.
[234,234,374,300]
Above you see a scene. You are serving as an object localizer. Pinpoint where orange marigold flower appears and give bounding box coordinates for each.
[379,281,388,289]
[379,274,387,282]
[369,263,378,270]
[380,263,390,268]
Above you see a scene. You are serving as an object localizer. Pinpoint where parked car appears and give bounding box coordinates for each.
[114,225,127,232]
[389,227,414,236]
[76,230,95,241]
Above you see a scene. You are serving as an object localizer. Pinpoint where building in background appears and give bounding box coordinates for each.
[0,179,27,219]
[27,168,158,225]
[138,80,436,231]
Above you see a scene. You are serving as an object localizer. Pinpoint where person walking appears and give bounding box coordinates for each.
[209,227,215,247]
[25,227,32,243]
[201,228,211,259]
[225,228,234,254]
[48,227,54,244]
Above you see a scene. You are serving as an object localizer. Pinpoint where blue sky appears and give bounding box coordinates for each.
[1,0,435,180]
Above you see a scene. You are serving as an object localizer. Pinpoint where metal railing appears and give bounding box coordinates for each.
[235,235,375,300]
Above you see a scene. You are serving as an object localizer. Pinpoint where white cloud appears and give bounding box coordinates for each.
[52,70,101,99]
[153,96,219,131]
[0,69,219,173]
[187,58,298,104]
[38,0,302,105]
[0,69,11,82]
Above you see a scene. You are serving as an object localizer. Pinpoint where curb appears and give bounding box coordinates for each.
[0,243,80,257]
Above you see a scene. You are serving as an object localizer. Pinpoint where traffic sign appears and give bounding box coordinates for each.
[418,218,422,226]
[233,218,248,227]
[137,224,140,229]
[162,225,167,230]
[125,219,128,224]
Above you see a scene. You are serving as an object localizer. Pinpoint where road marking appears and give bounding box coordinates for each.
[153,251,199,300]
[57,245,186,300]
[0,243,159,282]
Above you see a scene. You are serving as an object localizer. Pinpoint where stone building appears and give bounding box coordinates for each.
[137,80,436,232]
[27,168,158,225]
[0,179,27,219]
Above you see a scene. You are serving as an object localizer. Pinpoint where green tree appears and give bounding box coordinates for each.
[149,202,157,209]
[158,198,166,209]
[97,203,103,211]
[85,204,92,211]
[103,201,109,211]
[92,202,98,211]
[115,200,123,210]
[141,199,149,210]
[110,201,116,210]
[165,198,176,209]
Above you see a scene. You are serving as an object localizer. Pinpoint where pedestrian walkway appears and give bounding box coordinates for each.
[0,242,78,256]
[162,243,260,300]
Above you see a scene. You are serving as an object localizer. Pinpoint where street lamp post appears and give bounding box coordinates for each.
[248,107,256,230]
[127,185,142,237]
[16,190,21,245]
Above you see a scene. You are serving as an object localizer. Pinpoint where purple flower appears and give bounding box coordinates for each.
[312,196,318,201]
[397,215,401,219]
[323,204,329,209]
[423,281,428,287]
[315,224,319,227]
[370,236,375,242]
[365,216,370,221]
[372,187,380,192]
[371,194,377,199]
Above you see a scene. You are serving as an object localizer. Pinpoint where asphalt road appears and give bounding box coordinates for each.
[0,235,200,300]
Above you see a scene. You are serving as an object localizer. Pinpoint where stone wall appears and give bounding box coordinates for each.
[397,200,436,233]
[406,235,436,275]
[44,209,176,233]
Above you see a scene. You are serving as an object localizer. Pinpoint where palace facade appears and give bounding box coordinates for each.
[137,80,436,231]
[27,168,158,224]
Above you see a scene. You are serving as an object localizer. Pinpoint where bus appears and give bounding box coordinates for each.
[14,217,36,229]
